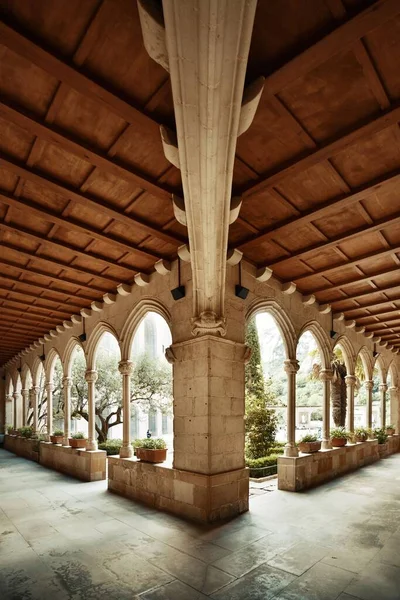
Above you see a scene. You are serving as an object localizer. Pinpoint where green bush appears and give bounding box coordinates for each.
[373,428,388,444]
[98,439,122,455]
[386,424,395,431]
[71,432,86,440]
[18,426,34,438]
[299,434,319,443]
[269,445,284,455]
[7,425,14,434]
[135,438,167,450]
[53,429,64,436]
[245,454,280,468]
[330,427,351,439]
[245,402,277,459]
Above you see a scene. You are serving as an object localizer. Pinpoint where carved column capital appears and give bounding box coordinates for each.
[45,382,54,393]
[31,386,40,395]
[319,369,333,382]
[12,391,20,400]
[63,377,73,389]
[165,346,177,364]
[85,370,98,383]
[345,375,357,387]
[6,394,13,402]
[389,386,399,393]
[118,360,133,376]
[21,388,30,398]
[364,380,374,390]
[379,383,388,393]
[284,359,300,374]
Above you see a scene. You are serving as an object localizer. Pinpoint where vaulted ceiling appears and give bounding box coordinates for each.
[0,0,400,365]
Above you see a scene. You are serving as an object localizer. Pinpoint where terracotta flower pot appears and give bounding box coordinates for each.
[298,441,321,453]
[331,437,347,447]
[354,434,368,443]
[136,448,167,463]
[68,438,87,449]
[50,435,64,444]
[386,428,395,436]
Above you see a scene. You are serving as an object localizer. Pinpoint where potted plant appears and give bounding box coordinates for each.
[50,429,64,444]
[7,425,16,435]
[136,438,167,463]
[374,427,389,457]
[18,426,34,439]
[298,434,321,453]
[386,424,395,436]
[330,427,350,447]
[68,432,87,449]
[353,427,369,443]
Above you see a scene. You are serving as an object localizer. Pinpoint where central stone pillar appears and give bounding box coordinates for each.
[169,336,249,520]
[118,360,134,458]
[365,380,373,428]
[62,377,72,446]
[284,359,299,457]
[320,369,333,450]
[85,370,98,451]
[45,382,54,441]
[21,389,29,427]
[31,386,39,434]
[5,394,13,430]
[345,375,357,433]
[380,383,388,428]
[389,386,399,432]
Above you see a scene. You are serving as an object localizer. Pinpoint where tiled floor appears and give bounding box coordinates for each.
[1,448,400,600]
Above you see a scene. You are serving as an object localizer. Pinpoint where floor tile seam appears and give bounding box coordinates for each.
[146,548,240,581]
[211,530,273,552]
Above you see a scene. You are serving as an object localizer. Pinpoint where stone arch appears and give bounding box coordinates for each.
[62,337,86,377]
[333,335,356,375]
[297,321,331,369]
[120,298,172,360]
[32,356,44,387]
[21,363,32,390]
[86,321,121,370]
[44,348,63,382]
[387,361,399,387]
[373,354,387,384]
[357,346,373,381]
[246,298,297,360]
[5,371,13,396]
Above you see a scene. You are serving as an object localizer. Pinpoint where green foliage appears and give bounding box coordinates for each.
[18,426,34,438]
[245,454,280,468]
[136,437,167,449]
[245,402,277,459]
[98,439,122,455]
[53,429,64,436]
[353,427,369,441]
[310,410,323,421]
[130,353,172,414]
[299,433,319,443]
[386,424,395,430]
[245,317,267,401]
[330,427,351,439]
[71,431,86,440]
[7,425,14,434]
[374,428,388,444]
[331,358,347,427]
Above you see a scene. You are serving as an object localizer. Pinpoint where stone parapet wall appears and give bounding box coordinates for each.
[4,435,106,481]
[108,456,249,522]
[278,437,400,491]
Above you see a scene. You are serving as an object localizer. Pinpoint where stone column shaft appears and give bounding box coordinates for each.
[389,386,399,432]
[85,370,98,451]
[5,394,13,429]
[118,361,134,458]
[21,389,29,427]
[380,383,388,429]
[345,375,357,433]
[320,369,333,450]
[365,380,373,429]
[45,382,54,440]
[63,377,72,445]
[284,359,299,457]
[12,391,19,430]
[31,386,40,434]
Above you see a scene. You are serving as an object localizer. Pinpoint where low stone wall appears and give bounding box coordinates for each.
[108,456,249,522]
[278,436,400,492]
[4,434,40,462]
[40,442,106,481]
[4,435,106,482]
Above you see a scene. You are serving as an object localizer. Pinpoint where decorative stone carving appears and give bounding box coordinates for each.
[319,369,333,382]
[63,377,73,389]
[49,330,58,338]
[284,359,300,374]
[118,360,134,377]
[63,320,73,329]
[134,273,150,287]
[71,314,82,324]
[229,197,242,225]
[85,370,98,384]
[160,126,180,168]
[318,304,331,314]
[117,283,132,296]
[56,325,65,334]
[282,282,296,295]
[333,312,345,321]
[137,0,169,72]
[191,311,226,337]
[164,346,177,364]
[45,382,54,393]
[226,249,243,266]
[172,194,186,225]
[80,308,92,318]
[256,267,273,282]
[302,294,316,305]
[177,244,190,262]
[365,380,374,390]
[237,76,265,136]
[155,259,172,275]
[91,301,103,312]
[345,375,357,387]
[103,293,117,304]
[379,383,388,393]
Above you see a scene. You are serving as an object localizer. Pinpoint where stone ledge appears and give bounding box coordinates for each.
[4,434,40,462]
[108,456,249,522]
[278,437,400,491]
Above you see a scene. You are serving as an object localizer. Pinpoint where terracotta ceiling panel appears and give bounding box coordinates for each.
[84,171,139,209]
[381,223,400,246]
[0,117,34,160]
[312,205,367,238]
[104,220,151,248]
[240,191,299,231]
[7,206,53,237]
[22,180,69,213]
[0,167,18,192]
[337,233,385,258]
[363,188,400,221]
[127,193,174,227]
[364,15,400,101]
[35,142,93,188]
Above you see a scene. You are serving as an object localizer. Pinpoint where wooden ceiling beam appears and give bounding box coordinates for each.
[345,297,400,315]
[0,190,165,263]
[0,152,185,248]
[0,284,85,311]
[0,314,59,329]
[356,310,400,323]
[0,306,60,322]
[263,0,400,96]
[365,327,400,337]
[288,244,400,283]
[0,229,127,286]
[0,268,94,301]
[298,265,400,293]
[0,99,174,203]
[0,323,47,335]
[0,296,71,317]
[330,283,400,305]
[0,257,107,295]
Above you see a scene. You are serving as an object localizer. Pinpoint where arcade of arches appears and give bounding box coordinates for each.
[1,0,400,533]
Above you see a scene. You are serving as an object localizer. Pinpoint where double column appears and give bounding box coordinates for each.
[12,391,20,430]
[21,389,29,427]
[30,386,40,434]
[62,377,72,445]
[320,369,333,450]
[45,382,54,441]
[345,375,357,433]
[118,360,134,458]
[85,370,98,451]
[389,386,399,433]
[284,359,299,457]
[365,380,374,428]
[380,383,388,429]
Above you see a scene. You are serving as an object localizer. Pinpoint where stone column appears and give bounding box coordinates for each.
[345,375,357,433]
[12,391,20,430]
[380,383,388,428]
[284,359,299,457]
[118,360,134,458]
[85,370,98,451]
[5,394,13,430]
[389,386,399,433]
[365,380,373,429]
[45,382,54,441]
[31,386,40,434]
[62,377,72,445]
[21,389,29,426]
[320,369,333,450]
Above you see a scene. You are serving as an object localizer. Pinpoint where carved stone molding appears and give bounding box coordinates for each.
[118,360,134,377]
[191,311,227,338]
[284,359,300,374]
[164,346,177,364]
[85,370,98,384]
[319,369,333,382]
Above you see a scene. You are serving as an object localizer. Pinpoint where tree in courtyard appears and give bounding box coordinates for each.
[245,317,277,458]
[331,357,347,427]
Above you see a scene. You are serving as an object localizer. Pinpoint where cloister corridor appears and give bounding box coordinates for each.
[1,447,400,600]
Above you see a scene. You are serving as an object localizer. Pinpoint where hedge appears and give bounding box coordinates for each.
[245,454,280,468]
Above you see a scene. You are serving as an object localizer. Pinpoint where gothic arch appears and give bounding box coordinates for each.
[44,347,63,382]
[246,298,297,360]
[333,335,356,375]
[32,356,44,387]
[357,346,373,381]
[62,337,86,377]
[297,321,331,369]
[120,298,172,360]
[21,363,33,390]
[388,361,399,387]
[374,354,387,384]
[86,321,121,370]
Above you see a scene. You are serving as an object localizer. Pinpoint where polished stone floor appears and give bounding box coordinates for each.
[1,448,400,600]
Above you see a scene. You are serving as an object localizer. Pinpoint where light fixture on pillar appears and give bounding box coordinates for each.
[373,343,378,358]
[78,319,86,343]
[171,258,185,300]
[330,314,338,340]
[235,261,249,300]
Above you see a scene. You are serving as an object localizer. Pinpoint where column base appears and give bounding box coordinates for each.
[62,437,70,447]
[321,440,332,450]
[284,443,298,457]
[86,440,98,451]
[119,444,133,458]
